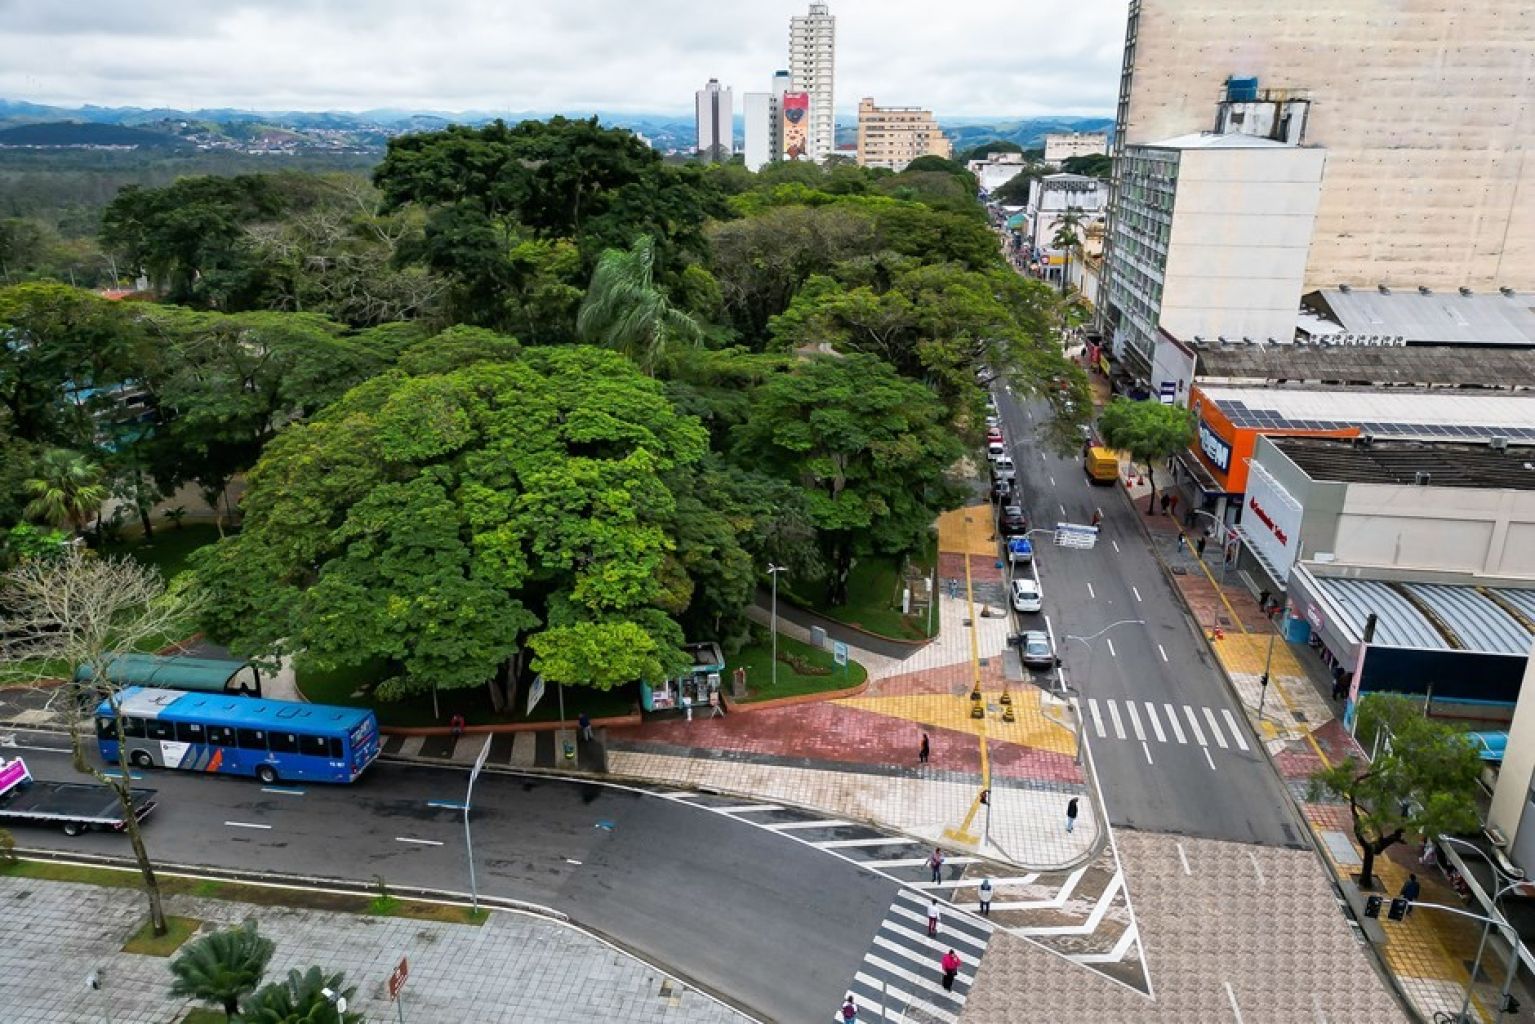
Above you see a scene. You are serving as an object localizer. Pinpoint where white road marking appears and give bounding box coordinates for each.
[565,858,583,865]
[1111,539,1120,553]
[768,818,852,830]
[1204,748,1218,771]
[1225,981,1246,1024]
[1106,700,1126,740]
[1087,699,1107,738]
[1313,993,1330,1024]
[1086,582,1095,599]
[395,837,443,846]
[1164,703,1187,743]
[1203,707,1229,749]
[1221,709,1250,751]
[712,803,785,814]
[1143,702,1166,742]
[1142,741,1154,765]
[1125,701,1146,741]
[1177,842,1192,875]
[1105,638,1116,658]
[1050,476,1056,487]
[1157,643,1168,662]
[224,821,271,830]
[261,786,306,796]
[1040,452,1047,462]
[817,837,916,849]
[1059,503,1067,516]
[1183,706,1208,746]
[1248,850,1266,887]
[1132,585,1142,602]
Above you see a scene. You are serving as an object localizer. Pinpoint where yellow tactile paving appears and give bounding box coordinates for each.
[936,504,1001,557]
[835,690,1078,757]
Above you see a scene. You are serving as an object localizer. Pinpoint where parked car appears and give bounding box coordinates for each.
[993,455,1016,481]
[1019,630,1056,669]
[1007,537,1033,564]
[991,479,1013,502]
[986,427,1004,445]
[985,415,1002,430]
[1011,578,1042,613]
[1001,506,1028,535]
[987,441,1006,461]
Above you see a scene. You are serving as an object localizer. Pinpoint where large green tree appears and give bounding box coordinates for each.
[240,967,361,1024]
[1310,694,1482,888]
[1096,398,1193,513]
[734,353,962,605]
[191,346,711,701]
[22,448,108,535]
[578,235,704,375]
[168,921,275,1019]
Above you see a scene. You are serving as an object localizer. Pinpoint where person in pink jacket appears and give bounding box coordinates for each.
[940,949,961,991]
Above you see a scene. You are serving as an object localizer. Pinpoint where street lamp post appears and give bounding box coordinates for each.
[1438,836,1528,1023]
[1063,619,1147,694]
[767,564,788,691]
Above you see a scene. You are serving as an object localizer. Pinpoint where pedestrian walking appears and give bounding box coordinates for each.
[978,878,994,917]
[1159,493,1170,515]
[578,711,593,742]
[1196,534,1208,557]
[449,713,465,740]
[928,847,946,884]
[841,995,858,1022]
[1168,494,1180,517]
[1331,667,1348,701]
[919,733,930,765]
[940,949,961,992]
[1401,873,1421,915]
[927,899,941,937]
[1066,796,1080,834]
[1090,509,1102,528]
[1176,533,1187,553]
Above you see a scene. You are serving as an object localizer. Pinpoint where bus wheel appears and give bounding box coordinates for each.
[62,822,84,837]
[130,750,154,769]
[255,764,279,785]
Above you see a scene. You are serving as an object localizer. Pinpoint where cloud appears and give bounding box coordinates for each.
[0,0,1125,117]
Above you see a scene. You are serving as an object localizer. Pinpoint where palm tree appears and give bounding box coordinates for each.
[167,920,275,1019]
[22,449,109,536]
[242,966,362,1024]
[577,234,704,375]
[1050,207,1086,296]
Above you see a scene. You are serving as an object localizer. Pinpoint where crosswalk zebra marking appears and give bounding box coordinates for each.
[867,855,982,869]
[1088,698,1106,738]
[840,890,992,1023]
[1203,707,1229,749]
[1106,699,1126,740]
[767,818,854,830]
[1183,705,1208,746]
[1164,703,1186,743]
[1124,701,1146,742]
[1222,709,1250,751]
[817,837,919,849]
[1143,702,1166,742]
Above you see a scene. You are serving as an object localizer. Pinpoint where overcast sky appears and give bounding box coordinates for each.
[0,0,1126,118]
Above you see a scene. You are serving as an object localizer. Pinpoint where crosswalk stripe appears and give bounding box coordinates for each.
[1183,705,1207,746]
[1202,707,1229,749]
[865,948,972,1000]
[817,837,918,849]
[1164,703,1187,743]
[1124,701,1146,741]
[765,818,850,830]
[851,970,958,1023]
[889,904,992,949]
[1143,702,1166,742]
[881,918,988,962]
[868,855,982,869]
[1106,699,1126,740]
[1087,698,1106,738]
[910,874,1038,890]
[1221,709,1250,751]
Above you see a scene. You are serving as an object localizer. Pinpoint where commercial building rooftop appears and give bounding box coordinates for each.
[1197,385,1535,443]
[1272,437,1535,491]
[1144,131,1292,149]
[1297,568,1535,657]
[1304,288,1535,347]
[1194,342,1535,389]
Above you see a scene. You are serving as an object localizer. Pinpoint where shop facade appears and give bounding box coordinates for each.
[640,642,727,713]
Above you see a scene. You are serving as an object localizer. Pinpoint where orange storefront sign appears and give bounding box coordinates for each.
[1187,385,1358,493]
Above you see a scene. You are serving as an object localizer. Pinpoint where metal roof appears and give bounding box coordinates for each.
[1145,132,1291,150]
[1304,576,1535,655]
[76,653,249,689]
[1197,386,1535,442]
[1307,289,1535,347]
[1194,343,1535,388]
[1272,438,1535,490]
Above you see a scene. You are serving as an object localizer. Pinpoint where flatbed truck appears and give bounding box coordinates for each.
[0,755,157,837]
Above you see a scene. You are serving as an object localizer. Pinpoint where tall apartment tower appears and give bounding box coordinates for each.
[789,2,835,163]
[695,78,733,162]
[744,71,791,172]
[1101,0,1534,303]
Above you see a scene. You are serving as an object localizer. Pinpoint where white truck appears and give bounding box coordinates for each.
[0,756,157,837]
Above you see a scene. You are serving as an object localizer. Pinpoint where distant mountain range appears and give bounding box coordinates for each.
[0,99,1111,155]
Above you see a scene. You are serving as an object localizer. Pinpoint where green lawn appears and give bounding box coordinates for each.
[784,548,937,642]
[296,660,636,728]
[727,631,866,703]
[121,914,200,956]
[102,522,225,583]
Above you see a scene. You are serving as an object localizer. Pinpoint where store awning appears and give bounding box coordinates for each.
[1229,523,1288,588]
[1175,451,1233,497]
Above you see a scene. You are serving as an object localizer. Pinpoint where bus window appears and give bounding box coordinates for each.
[123,717,147,739]
[299,735,330,758]
[207,725,236,747]
[95,717,115,740]
[147,719,175,741]
[329,738,344,759]
[176,721,205,743]
[237,728,267,750]
[268,732,299,754]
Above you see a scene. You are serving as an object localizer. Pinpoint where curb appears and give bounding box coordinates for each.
[720,676,869,713]
[772,594,935,651]
[378,710,642,738]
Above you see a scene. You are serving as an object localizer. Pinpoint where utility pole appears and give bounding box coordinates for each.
[767,564,787,690]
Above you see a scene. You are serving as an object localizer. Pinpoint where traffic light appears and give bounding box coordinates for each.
[1388,897,1409,921]
[1363,895,1383,918]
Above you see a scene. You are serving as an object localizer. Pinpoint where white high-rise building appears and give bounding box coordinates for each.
[789,2,835,163]
[743,71,790,172]
[695,78,733,162]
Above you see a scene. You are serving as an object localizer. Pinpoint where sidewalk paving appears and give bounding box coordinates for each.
[0,875,741,1024]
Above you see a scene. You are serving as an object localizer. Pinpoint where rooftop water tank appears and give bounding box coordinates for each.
[1225,76,1259,102]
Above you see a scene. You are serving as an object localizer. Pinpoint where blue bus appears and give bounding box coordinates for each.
[96,687,380,785]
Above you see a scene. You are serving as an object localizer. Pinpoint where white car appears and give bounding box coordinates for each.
[1011,577,1042,613]
[987,441,1006,461]
[993,455,1016,481]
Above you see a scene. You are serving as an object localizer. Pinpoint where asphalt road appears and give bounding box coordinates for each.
[993,387,1303,847]
[5,733,897,1022]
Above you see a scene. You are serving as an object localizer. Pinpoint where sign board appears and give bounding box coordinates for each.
[1243,462,1303,581]
[832,641,849,667]
[388,957,409,1000]
[1054,523,1100,550]
[1197,418,1232,473]
[1158,381,1177,405]
[526,674,546,716]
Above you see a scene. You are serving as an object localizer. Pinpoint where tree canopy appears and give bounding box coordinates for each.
[1096,398,1193,508]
